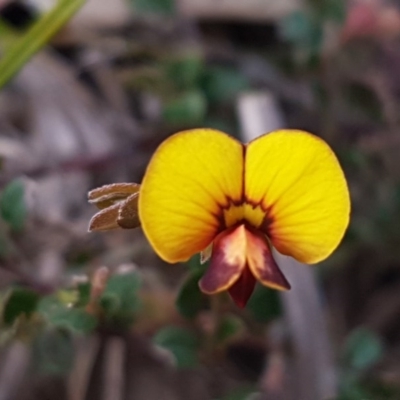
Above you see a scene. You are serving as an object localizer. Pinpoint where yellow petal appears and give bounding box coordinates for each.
[245,130,350,264]
[139,129,244,263]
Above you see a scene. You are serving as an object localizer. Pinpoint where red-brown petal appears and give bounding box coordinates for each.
[246,228,291,291]
[228,266,256,308]
[199,225,247,294]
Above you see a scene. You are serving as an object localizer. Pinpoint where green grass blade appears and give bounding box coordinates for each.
[0,0,86,89]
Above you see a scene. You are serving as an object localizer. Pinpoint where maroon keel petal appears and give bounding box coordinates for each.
[228,266,256,308]
[199,225,289,308]
[246,228,291,291]
[199,225,247,294]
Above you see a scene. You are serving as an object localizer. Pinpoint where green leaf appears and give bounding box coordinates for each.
[216,314,244,344]
[153,326,198,368]
[279,11,323,55]
[344,83,383,122]
[216,386,257,400]
[3,287,39,325]
[38,296,97,334]
[75,282,91,307]
[338,367,374,400]
[0,179,26,231]
[342,328,383,371]
[246,284,282,323]
[132,0,175,15]
[186,254,207,272]
[202,66,249,104]
[176,268,207,319]
[101,272,141,311]
[0,233,8,257]
[165,55,203,90]
[51,308,96,333]
[0,227,13,258]
[320,0,346,23]
[342,149,369,170]
[0,0,85,89]
[163,90,207,126]
[100,272,141,327]
[34,329,74,375]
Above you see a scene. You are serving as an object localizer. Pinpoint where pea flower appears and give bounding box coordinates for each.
[138,129,350,308]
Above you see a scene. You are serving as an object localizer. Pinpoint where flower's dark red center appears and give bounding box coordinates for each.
[228,266,257,308]
[199,224,290,308]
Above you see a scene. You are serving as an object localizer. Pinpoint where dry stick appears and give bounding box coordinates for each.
[237,92,337,400]
[0,343,30,400]
[68,337,101,400]
[102,338,125,400]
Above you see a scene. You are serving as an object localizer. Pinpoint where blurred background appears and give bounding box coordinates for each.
[0,0,400,399]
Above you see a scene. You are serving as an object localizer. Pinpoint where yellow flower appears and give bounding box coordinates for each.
[139,129,350,307]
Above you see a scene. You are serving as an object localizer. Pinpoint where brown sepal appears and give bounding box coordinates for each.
[117,193,140,229]
[88,182,140,209]
[88,183,141,231]
[88,203,120,231]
